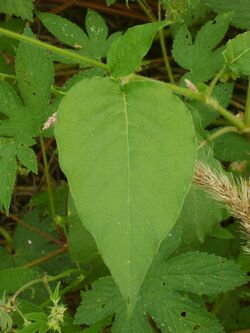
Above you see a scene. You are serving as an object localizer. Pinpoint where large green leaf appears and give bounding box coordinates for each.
[0,26,53,212]
[55,77,196,308]
[204,0,250,30]
[223,31,250,76]
[107,21,169,77]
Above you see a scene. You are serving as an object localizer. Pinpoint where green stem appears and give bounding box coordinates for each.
[8,269,80,305]
[158,0,175,83]
[137,0,175,83]
[40,135,56,223]
[158,29,175,83]
[0,27,108,71]
[137,0,155,21]
[207,66,226,97]
[244,76,250,127]
[198,126,238,150]
[133,74,246,130]
[0,72,16,80]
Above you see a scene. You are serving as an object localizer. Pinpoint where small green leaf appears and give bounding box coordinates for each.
[205,0,250,30]
[86,9,108,42]
[38,12,88,49]
[0,146,16,212]
[172,13,231,83]
[17,312,48,333]
[0,0,34,21]
[213,131,250,162]
[16,147,38,174]
[74,277,123,325]
[223,31,250,76]
[55,76,196,307]
[107,21,169,77]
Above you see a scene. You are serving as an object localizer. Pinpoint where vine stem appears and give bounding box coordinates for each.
[198,126,238,150]
[136,0,175,83]
[8,268,80,306]
[134,74,246,130]
[0,26,247,131]
[244,76,250,127]
[207,66,226,97]
[0,27,108,71]
[39,135,57,225]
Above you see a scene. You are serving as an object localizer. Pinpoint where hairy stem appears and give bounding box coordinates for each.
[8,268,79,305]
[0,27,108,71]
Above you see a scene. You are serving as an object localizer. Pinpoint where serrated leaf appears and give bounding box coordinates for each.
[75,236,247,332]
[55,77,196,307]
[213,131,250,162]
[74,277,123,325]
[0,0,34,21]
[145,289,224,333]
[38,12,88,49]
[0,26,53,211]
[152,251,247,295]
[204,0,250,30]
[172,13,231,83]
[0,145,16,211]
[16,26,53,112]
[107,21,169,77]
[223,31,250,76]
[0,268,40,294]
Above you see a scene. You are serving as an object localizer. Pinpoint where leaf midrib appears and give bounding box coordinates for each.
[122,90,132,305]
